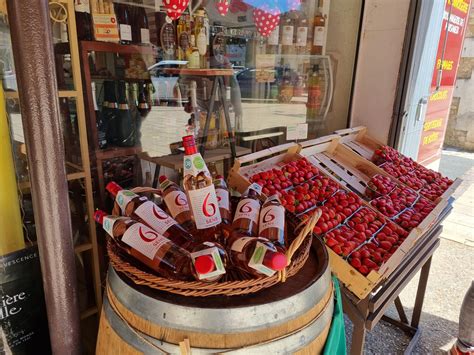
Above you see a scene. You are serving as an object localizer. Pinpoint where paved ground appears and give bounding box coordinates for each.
[345,149,474,353]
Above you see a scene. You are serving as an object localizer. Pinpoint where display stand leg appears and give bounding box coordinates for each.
[200,77,219,157]
[394,296,409,323]
[350,319,367,355]
[411,256,432,328]
[217,76,236,161]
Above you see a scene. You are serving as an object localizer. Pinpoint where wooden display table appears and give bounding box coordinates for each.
[164,68,237,160]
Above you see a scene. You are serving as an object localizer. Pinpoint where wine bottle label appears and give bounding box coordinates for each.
[103,216,129,237]
[121,223,170,260]
[282,26,294,46]
[190,246,225,280]
[197,29,207,55]
[119,24,132,41]
[183,153,210,177]
[233,198,260,224]
[268,26,279,45]
[74,0,90,13]
[135,201,177,236]
[216,188,230,211]
[179,32,190,51]
[164,190,190,218]
[313,26,325,46]
[296,27,308,46]
[141,28,150,44]
[248,242,277,276]
[116,190,139,214]
[230,236,254,252]
[187,185,222,229]
[259,205,285,234]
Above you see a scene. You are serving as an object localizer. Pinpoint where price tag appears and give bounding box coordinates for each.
[286,123,308,140]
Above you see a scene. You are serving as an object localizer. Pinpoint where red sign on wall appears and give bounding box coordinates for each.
[417,0,471,165]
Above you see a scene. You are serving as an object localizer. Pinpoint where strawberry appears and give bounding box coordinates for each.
[350,257,362,268]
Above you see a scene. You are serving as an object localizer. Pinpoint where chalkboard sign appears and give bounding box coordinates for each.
[0,246,50,353]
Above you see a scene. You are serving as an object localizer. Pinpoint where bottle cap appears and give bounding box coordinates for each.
[182,135,195,145]
[194,255,215,274]
[106,181,122,197]
[263,252,287,271]
[94,210,108,224]
[159,175,168,184]
[182,135,198,155]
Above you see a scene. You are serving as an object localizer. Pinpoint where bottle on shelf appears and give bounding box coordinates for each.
[296,10,309,54]
[74,0,93,41]
[306,64,321,119]
[312,1,326,55]
[279,67,294,103]
[95,210,224,281]
[137,82,150,117]
[116,80,136,147]
[281,10,296,54]
[194,8,208,68]
[135,4,150,44]
[258,195,286,247]
[159,175,196,232]
[181,135,222,240]
[177,15,190,61]
[92,82,107,149]
[187,34,201,68]
[267,24,280,54]
[102,80,119,146]
[114,2,132,45]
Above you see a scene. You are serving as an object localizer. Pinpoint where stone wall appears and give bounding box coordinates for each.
[444,5,474,151]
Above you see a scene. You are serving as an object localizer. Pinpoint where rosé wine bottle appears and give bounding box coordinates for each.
[181,135,222,242]
[258,195,286,248]
[159,175,196,232]
[230,183,262,238]
[228,237,287,277]
[94,210,223,281]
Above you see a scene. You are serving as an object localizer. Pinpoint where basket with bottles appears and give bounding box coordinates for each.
[96,136,320,297]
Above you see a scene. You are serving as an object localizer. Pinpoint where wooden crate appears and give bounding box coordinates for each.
[227,143,302,194]
[334,126,462,202]
[298,136,449,299]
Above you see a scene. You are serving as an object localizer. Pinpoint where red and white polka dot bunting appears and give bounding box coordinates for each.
[253,7,281,37]
[164,0,189,20]
[215,0,229,16]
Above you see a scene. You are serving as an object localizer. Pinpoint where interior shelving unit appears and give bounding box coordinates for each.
[79,40,157,205]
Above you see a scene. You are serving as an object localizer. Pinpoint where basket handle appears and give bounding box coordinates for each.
[279,208,322,282]
[112,187,162,216]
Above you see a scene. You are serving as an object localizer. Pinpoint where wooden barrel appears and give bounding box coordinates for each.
[96,238,333,354]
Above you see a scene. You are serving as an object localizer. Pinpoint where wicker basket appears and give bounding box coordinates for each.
[108,187,321,297]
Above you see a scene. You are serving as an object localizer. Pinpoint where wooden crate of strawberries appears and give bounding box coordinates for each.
[228,138,433,299]
[299,136,449,240]
[334,126,462,202]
